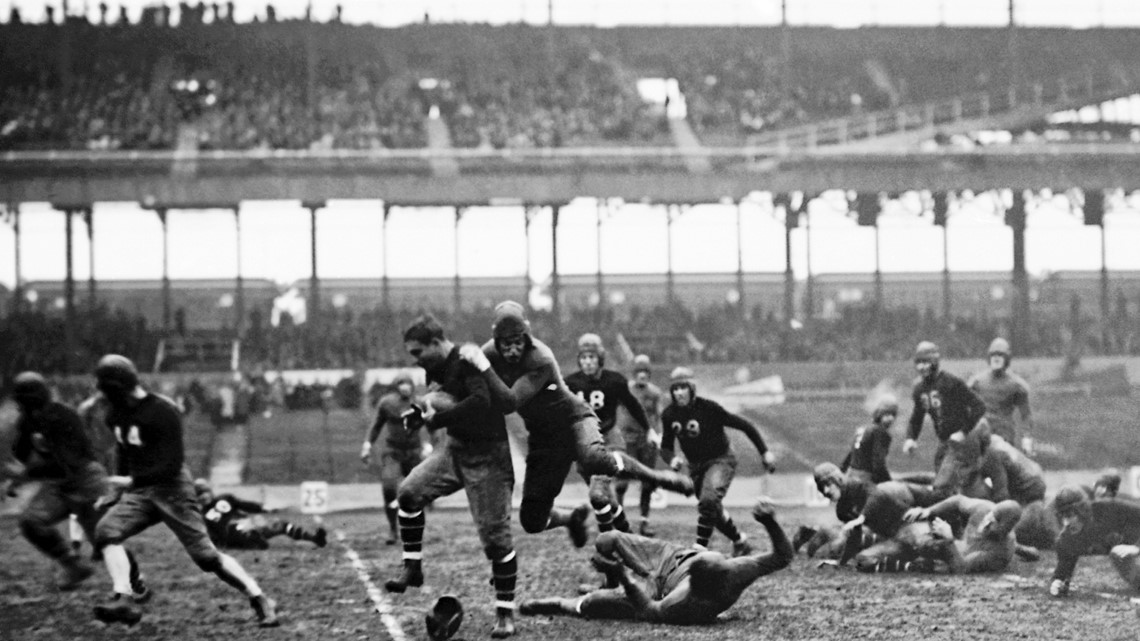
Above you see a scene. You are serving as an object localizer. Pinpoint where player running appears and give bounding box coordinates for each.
[661,366,775,554]
[967,338,1035,453]
[89,355,278,628]
[565,334,655,535]
[385,315,519,638]
[903,341,988,497]
[360,371,429,545]
[193,479,327,549]
[518,499,792,624]
[840,395,898,486]
[459,301,693,547]
[625,354,665,536]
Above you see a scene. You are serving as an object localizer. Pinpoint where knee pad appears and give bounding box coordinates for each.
[93,523,125,548]
[589,489,613,511]
[193,549,223,573]
[519,501,552,534]
[397,489,424,514]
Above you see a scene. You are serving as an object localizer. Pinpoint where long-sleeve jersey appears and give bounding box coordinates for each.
[367,391,424,450]
[565,369,650,434]
[629,380,664,433]
[927,495,1016,573]
[660,397,767,466]
[478,337,595,444]
[424,346,507,445]
[202,493,266,540]
[1052,500,1140,583]
[840,422,892,484]
[838,479,941,564]
[907,370,987,442]
[978,438,1046,505]
[967,369,1032,438]
[13,401,98,480]
[105,393,186,487]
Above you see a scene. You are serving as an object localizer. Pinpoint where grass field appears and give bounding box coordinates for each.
[2,505,1137,641]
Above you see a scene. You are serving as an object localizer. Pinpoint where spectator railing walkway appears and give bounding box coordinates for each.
[751,70,1140,152]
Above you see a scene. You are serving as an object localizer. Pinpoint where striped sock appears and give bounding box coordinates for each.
[399,509,425,562]
[492,551,517,616]
[611,506,631,533]
[696,515,715,548]
[719,514,742,542]
[595,504,615,533]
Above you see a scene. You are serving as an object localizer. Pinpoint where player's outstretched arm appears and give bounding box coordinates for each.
[747,500,793,574]
[721,410,775,472]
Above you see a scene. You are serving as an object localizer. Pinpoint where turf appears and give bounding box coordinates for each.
[2,506,1136,641]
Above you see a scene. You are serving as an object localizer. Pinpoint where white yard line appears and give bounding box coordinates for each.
[336,530,408,641]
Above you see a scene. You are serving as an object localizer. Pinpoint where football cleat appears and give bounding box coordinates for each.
[250,594,280,628]
[490,611,516,638]
[58,557,95,591]
[312,527,328,548]
[638,520,657,538]
[567,504,591,548]
[385,563,424,593]
[94,594,142,626]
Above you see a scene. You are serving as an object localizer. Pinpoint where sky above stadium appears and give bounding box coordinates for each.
[4,0,1140,27]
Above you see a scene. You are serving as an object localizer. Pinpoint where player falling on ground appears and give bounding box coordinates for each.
[5,372,147,599]
[1048,485,1140,598]
[839,395,898,486]
[565,334,656,536]
[459,301,693,548]
[518,499,792,624]
[360,371,429,545]
[904,496,1040,573]
[193,478,327,549]
[661,366,775,555]
[385,315,519,638]
[903,341,988,498]
[88,355,278,628]
[625,354,665,537]
[968,338,1035,454]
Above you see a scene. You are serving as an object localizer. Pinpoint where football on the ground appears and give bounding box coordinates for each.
[422,390,457,413]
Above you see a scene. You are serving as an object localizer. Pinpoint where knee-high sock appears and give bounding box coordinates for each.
[595,504,615,533]
[611,506,630,533]
[716,508,742,542]
[492,551,517,616]
[399,509,425,564]
[696,513,715,548]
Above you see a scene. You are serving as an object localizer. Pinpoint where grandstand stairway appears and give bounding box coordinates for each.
[207,424,248,486]
[668,114,711,174]
[425,105,459,177]
[751,71,1140,152]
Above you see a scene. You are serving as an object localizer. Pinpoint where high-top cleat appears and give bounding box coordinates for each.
[490,611,516,638]
[792,526,818,554]
[567,504,592,548]
[130,576,153,604]
[312,527,328,548]
[384,562,424,593]
[250,594,280,628]
[519,599,565,616]
[58,556,96,591]
[652,471,695,497]
[638,520,656,538]
[732,536,754,558]
[94,593,142,626]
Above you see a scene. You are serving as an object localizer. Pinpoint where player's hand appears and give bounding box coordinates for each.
[421,442,434,458]
[751,498,775,522]
[903,439,918,455]
[1021,437,1034,456]
[903,507,930,523]
[401,404,426,431]
[590,553,623,577]
[948,431,966,443]
[360,441,372,464]
[458,343,491,372]
[669,456,685,472]
[762,451,777,473]
[1049,579,1069,597]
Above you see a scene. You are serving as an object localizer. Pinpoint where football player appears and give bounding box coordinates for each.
[1048,485,1140,597]
[565,334,655,535]
[840,395,897,486]
[459,301,693,549]
[386,315,518,639]
[89,355,278,628]
[193,479,327,549]
[625,354,665,536]
[660,367,775,554]
[361,371,429,544]
[904,496,1039,573]
[518,500,791,624]
[967,338,1034,453]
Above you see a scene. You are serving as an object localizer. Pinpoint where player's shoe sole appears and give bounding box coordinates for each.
[94,598,142,626]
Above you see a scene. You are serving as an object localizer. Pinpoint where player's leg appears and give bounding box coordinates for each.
[68,465,151,603]
[387,444,463,593]
[520,588,635,619]
[154,477,279,627]
[378,447,405,545]
[1109,544,1140,591]
[634,438,659,536]
[459,441,518,638]
[703,457,749,556]
[19,481,94,589]
[254,514,327,547]
[93,492,161,625]
[519,446,590,546]
[573,416,693,496]
[593,529,675,577]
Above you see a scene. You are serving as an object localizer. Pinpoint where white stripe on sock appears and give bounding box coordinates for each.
[496,551,516,564]
[402,551,423,561]
[398,509,423,519]
[495,600,517,610]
